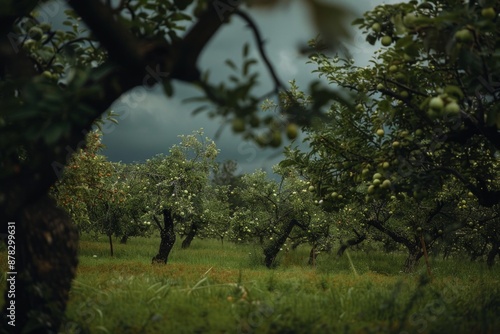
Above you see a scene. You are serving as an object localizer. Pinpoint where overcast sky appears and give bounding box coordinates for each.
[97,0,395,176]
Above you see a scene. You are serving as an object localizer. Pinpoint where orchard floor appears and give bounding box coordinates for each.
[2,235,500,333]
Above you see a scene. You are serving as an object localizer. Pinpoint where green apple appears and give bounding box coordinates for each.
[42,71,52,79]
[455,29,473,43]
[403,53,414,62]
[28,27,43,41]
[40,22,51,32]
[444,101,460,115]
[429,96,444,111]
[400,90,409,98]
[376,83,385,90]
[381,179,391,188]
[373,173,382,180]
[395,72,406,83]
[376,129,385,137]
[403,13,418,27]
[331,192,339,199]
[255,135,267,147]
[389,65,398,72]
[367,185,375,194]
[372,22,382,33]
[382,162,390,169]
[381,35,392,46]
[373,179,382,186]
[232,118,246,133]
[286,123,299,140]
[270,131,282,147]
[392,141,400,148]
[23,39,36,49]
[481,7,496,20]
[415,129,423,136]
[308,185,315,192]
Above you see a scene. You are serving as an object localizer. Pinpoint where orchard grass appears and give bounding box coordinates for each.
[1,235,499,333]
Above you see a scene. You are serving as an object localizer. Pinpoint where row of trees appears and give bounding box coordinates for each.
[52,127,500,273]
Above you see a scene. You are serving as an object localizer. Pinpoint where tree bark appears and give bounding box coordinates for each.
[181,223,198,249]
[487,244,498,268]
[337,233,366,257]
[108,233,114,257]
[152,209,176,264]
[120,235,128,244]
[308,244,318,266]
[264,219,297,268]
[403,247,423,273]
[1,195,78,334]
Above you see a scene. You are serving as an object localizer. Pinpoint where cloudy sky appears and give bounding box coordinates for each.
[98,0,395,176]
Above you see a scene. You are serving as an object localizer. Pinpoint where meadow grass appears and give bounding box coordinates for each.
[1,235,500,333]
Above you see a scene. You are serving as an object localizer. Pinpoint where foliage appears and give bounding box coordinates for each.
[51,131,152,243]
[137,129,221,235]
[277,0,500,271]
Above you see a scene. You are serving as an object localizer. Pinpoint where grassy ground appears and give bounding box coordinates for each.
[2,235,500,333]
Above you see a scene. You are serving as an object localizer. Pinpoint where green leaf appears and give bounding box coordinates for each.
[225,59,237,71]
[243,59,257,76]
[191,105,208,116]
[351,18,364,26]
[243,43,249,58]
[279,159,295,168]
[170,13,191,21]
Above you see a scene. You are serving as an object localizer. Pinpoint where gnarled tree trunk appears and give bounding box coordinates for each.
[1,195,78,334]
[120,234,128,244]
[181,222,198,249]
[152,209,176,264]
[308,243,318,266]
[487,243,499,268]
[403,246,423,273]
[264,219,297,268]
[337,232,366,257]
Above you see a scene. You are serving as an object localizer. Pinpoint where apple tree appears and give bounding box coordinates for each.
[278,0,500,271]
[52,131,152,255]
[137,130,219,263]
[231,167,330,268]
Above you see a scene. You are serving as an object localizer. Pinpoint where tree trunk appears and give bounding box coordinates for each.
[108,233,114,257]
[487,244,498,268]
[263,219,297,268]
[291,239,302,250]
[337,234,366,257]
[152,209,176,264]
[120,235,128,244]
[181,223,198,249]
[403,247,423,273]
[1,195,78,334]
[308,244,318,266]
